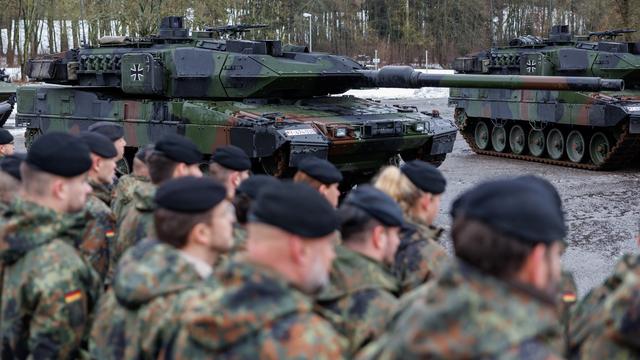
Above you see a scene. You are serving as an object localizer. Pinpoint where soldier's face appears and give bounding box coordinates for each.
[114,138,126,161]
[61,174,92,213]
[382,226,401,266]
[208,200,236,252]
[321,183,340,208]
[425,194,442,225]
[300,232,337,293]
[96,157,117,185]
[0,143,14,156]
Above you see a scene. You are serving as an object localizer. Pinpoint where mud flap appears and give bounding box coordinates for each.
[629,116,640,134]
[430,131,457,155]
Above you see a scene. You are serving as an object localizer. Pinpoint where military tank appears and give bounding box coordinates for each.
[0,69,17,127]
[451,25,640,169]
[16,17,623,186]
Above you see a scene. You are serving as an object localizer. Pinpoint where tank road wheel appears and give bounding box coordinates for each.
[509,125,526,155]
[491,126,507,152]
[566,130,586,163]
[474,121,490,150]
[528,130,545,157]
[546,128,565,160]
[589,132,611,166]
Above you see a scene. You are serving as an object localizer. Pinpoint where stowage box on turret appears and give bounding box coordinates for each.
[451,25,639,169]
[17,17,624,184]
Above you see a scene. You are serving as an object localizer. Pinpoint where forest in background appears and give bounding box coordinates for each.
[0,0,638,77]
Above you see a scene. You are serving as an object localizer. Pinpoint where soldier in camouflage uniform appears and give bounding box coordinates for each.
[361,176,567,359]
[111,145,152,224]
[88,121,127,165]
[293,156,342,208]
[76,132,118,282]
[231,174,280,252]
[209,145,251,200]
[0,132,102,359]
[0,128,14,157]
[90,176,233,359]
[568,250,640,358]
[164,181,346,359]
[373,160,448,294]
[317,185,404,354]
[110,134,203,278]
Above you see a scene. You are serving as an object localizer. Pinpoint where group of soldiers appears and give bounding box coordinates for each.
[0,123,638,359]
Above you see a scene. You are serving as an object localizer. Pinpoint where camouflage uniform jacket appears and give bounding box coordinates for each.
[164,260,347,359]
[362,260,564,359]
[393,217,448,294]
[569,253,640,359]
[111,174,150,226]
[316,245,399,353]
[109,181,156,281]
[232,223,248,253]
[75,181,116,282]
[0,199,102,359]
[90,239,206,359]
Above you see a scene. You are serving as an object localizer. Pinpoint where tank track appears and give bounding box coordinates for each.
[459,118,640,170]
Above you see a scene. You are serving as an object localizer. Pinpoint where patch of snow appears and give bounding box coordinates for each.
[340,69,455,100]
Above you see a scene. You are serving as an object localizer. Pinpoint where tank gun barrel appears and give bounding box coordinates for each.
[358,66,624,92]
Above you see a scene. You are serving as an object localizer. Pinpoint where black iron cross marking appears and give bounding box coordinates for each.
[130,64,144,81]
[526,60,537,73]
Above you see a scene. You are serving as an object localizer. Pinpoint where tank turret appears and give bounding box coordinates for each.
[26,18,621,99]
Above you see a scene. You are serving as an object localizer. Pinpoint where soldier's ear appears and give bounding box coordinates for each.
[288,235,306,265]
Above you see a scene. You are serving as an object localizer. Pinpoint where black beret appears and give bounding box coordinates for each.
[88,121,125,141]
[236,175,280,199]
[155,134,202,165]
[450,176,567,244]
[26,132,92,177]
[297,156,343,185]
[79,132,118,159]
[155,176,227,213]
[0,152,25,180]
[135,144,154,164]
[343,185,404,227]
[0,128,14,145]
[250,181,338,238]
[211,145,251,171]
[400,160,446,194]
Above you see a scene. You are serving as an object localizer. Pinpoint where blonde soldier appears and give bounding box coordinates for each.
[373,160,448,293]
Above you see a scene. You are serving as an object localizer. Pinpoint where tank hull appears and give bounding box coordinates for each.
[17,85,456,182]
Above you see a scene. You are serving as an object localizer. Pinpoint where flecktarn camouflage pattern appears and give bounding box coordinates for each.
[0,198,102,359]
[316,245,399,354]
[90,239,205,359]
[16,17,620,186]
[359,260,564,359]
[451,25,640,169]
[164,260,347,359]
[393,217,448,294]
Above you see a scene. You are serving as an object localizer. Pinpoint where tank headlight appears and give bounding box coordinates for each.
[335,128,347,137]
[414,123,425,132]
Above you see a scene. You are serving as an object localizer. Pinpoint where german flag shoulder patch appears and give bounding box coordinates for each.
[562,292,577,303]
[64,290,83,304]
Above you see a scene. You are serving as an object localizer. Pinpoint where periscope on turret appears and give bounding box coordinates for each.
[15,17,623,186]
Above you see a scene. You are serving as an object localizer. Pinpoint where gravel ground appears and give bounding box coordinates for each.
[7,96,638,297]
[384,97,640,297]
